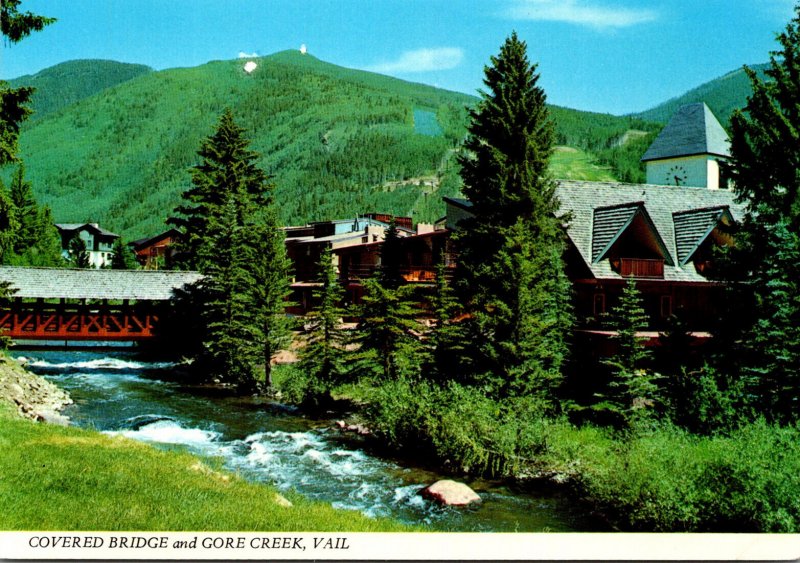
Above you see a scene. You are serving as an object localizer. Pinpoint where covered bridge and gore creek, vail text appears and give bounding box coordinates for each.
[3,1,800,556]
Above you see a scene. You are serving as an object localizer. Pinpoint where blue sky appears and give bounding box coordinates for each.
[2,0,797,115]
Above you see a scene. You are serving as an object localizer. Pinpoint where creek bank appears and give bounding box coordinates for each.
[0,356,71,424]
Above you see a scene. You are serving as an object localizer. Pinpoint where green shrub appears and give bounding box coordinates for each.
[551,421,800,531]
[364,378,551,477]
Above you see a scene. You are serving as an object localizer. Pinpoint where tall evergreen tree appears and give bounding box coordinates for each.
[111,237,137,269]
[298,248,348,403]
[595,281,661,426]
[249,207,293,390]
[0,181,18,263]
[68,235,90,268]
[0,1,54,165]
[379,219,404,290]
[9,164,37,255]
[454,32,573,400]
[351,277,424,381]
[426,254,466,383]
[169,109,290,391]
[725,5,800,420]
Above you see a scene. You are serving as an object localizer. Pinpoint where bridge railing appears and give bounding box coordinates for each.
[0,303,159,341]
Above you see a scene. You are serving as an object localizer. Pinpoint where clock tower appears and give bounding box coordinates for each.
[641,103,730,189]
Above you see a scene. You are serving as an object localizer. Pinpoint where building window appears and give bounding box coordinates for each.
[661,295,673,318]
[593,293,606,317]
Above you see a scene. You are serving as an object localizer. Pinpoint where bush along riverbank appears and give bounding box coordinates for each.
[274,365,800,533]
[0,358,409,532]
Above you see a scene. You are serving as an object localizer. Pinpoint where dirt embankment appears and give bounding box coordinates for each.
[0,355,72,424]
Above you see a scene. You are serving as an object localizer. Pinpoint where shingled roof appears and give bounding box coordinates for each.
[641,103,731,162]
[0,267,203,301]
[556,181,744,282]
[673,206,733,265]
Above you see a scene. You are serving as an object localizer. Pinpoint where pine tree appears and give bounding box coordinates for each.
[595,281,661,426]
[725,6,800,421]
[68,235,90,268]
[0,180,19,263]
[379,219,403,290]
[0,1,54,165]
[453,32,573,400]
[351,277,424,381]
[111,237,137,269]
[168,109,291,391]
[249,207,293,390]
[298,248,348,403]
[426,254,466,383]
[9,164,37,255]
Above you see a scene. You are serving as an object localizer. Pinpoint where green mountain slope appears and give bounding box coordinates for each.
[633,63,769,126]
[16,51,656,239]
[10,59,153,121]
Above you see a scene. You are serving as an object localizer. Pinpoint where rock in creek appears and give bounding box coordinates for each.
[419,479,481,507]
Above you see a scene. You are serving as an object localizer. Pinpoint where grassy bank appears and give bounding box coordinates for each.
[0,401,408,531]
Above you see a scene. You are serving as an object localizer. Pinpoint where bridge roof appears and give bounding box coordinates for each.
[0,267,203,301]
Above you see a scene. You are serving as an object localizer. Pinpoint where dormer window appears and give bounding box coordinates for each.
[673,206,734,277]
[592,202,672,279]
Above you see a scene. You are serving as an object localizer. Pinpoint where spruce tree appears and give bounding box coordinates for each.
[249,207,293,390]
[379,219,404,290]
[726,5,800,420]
[169,109,291,391]
[454,32,572,401]
[0,1,54,165]
[298,248,347,403]
[111,237,137,269]
[426,254,466,383]
[351,277,424,381]
[9,164,37,255]
[0,181,19,263]
[596,281,661,426]
[68,235,90,268]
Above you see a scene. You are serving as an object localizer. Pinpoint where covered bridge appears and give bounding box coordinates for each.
[0,267,202,341]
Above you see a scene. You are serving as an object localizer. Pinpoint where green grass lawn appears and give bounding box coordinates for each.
[0,403,409,531]
[550,146,617,182]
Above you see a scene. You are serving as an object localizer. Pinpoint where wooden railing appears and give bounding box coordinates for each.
[620,258,664,279]
[0,306,159,341]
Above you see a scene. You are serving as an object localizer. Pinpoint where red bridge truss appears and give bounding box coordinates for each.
[0,306,159,341]
[0,267,203,342]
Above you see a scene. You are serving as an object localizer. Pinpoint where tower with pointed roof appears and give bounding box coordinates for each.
[641,103,730,189]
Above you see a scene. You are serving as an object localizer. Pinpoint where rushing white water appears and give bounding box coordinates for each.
[15,350,590,532]
[106,418,222,446]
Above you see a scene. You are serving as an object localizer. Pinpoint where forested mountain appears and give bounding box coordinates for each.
[9,60,153,121]
[12,51,757,240]
[633,63,770,126]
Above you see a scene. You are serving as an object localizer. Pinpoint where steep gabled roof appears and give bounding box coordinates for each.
[641,103,731,162]
[673,206,733,265]
[556,181,744,282]
[592,202,674,265]
[442,196,473,211]
[592,202,640,261]
[55,223,119,239]
[130,228,181,251]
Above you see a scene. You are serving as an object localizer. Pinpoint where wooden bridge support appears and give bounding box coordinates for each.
[0,305,160,341]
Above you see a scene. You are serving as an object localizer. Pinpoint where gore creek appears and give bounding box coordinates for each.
[14,350,599,532]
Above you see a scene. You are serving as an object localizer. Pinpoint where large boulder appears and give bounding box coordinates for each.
[419,480,481,507]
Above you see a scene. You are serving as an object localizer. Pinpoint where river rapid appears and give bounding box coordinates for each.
[15,350,597,532]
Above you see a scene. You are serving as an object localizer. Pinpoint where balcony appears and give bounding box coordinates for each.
[341,264,454,283]
[619,257,664,279]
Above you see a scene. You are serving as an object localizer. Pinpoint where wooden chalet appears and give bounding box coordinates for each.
[130,228,181,269]
[284,214,416,313]
[55,223,120,269]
